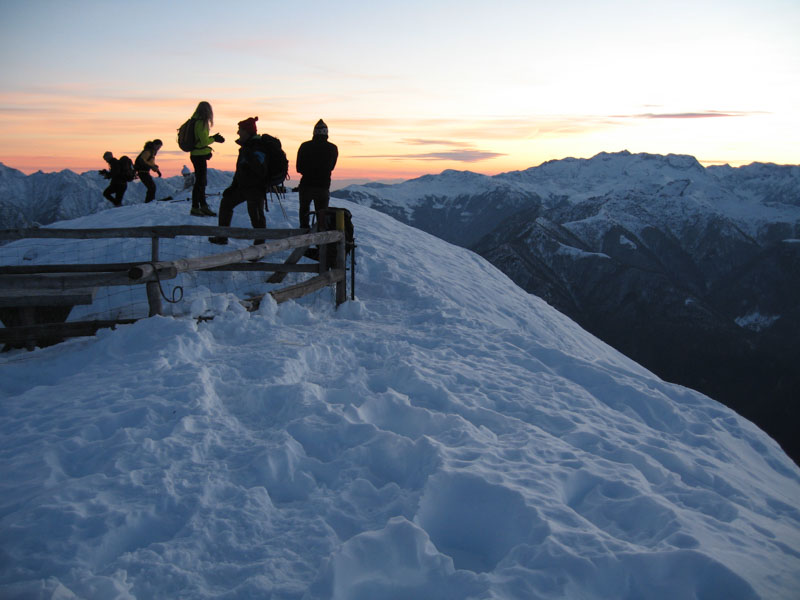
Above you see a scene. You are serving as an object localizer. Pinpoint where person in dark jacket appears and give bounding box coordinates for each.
[296,119,338,229]
[135,139,162,203]
[100,151,127,207]
[208,117,268,246]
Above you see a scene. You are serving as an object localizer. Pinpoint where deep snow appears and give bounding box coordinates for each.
[1,188,799,599]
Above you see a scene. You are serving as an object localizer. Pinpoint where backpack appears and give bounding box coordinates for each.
[177,118,196,152]
[254,134,289,188]
[317,206,355,255]
[118,156,136,182]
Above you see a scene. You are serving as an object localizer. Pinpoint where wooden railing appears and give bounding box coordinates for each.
[0,224,348,350]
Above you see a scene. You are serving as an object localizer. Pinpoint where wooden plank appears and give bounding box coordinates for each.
[0,263,139,275]
[128,231,342,282]
[270,269,345,304]
[0,260,320,275]
[266,245,312,284]
[0,319,138,346]
[0,268,178,290]
[0,287,97,307]
[209,263,318,273]
[0,226,308,241]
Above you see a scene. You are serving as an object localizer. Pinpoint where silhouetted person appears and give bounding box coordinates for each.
[208,117,268,246]
[99,151,127,207]
[189,101,224,217]
[296,119,338,229]
[135,139,162,203]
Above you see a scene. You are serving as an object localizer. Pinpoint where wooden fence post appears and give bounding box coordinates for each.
[146,236,162,316]
[335,209,347,305]
[318,227,328,274]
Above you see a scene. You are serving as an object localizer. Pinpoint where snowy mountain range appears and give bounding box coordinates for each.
[332,151,800,466]
[1,188,799,599]
[0,162,233,228]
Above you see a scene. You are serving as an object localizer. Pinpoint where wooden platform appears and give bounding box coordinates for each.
[0,287,98,308]
[0,287,98,350]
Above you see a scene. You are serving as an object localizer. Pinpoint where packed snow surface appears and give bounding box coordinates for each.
[1,191,799,599]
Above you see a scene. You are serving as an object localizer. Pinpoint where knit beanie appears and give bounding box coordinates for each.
[238,116,258,135]
[314,119,328,137]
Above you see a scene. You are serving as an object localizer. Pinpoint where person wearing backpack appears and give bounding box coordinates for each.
[135,139,163,203]
[208,117,268,246]
[296,119,338,229]
[99,151,128,207]
[188,101,224,217]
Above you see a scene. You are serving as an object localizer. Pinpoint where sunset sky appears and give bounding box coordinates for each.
[1,0,798,182]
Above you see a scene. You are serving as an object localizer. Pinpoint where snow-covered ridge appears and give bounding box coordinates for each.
[0,162,233,229]
[335,151,800,240]
[3,151,798,236]
[1,193,798,599]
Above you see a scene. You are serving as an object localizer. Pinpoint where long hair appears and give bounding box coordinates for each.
[194,101,214,129]
[142,139,162,154]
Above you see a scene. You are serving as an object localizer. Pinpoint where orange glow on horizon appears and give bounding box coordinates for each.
[0,146,791,181]
[1,89,799,180]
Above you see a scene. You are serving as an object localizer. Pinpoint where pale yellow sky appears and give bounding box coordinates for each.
[1,0,798,179]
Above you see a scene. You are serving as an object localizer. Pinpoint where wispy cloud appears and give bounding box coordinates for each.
[397,138,504,162]
[613,110,765,120]
[403,138,472,147]
[355,139,505,162]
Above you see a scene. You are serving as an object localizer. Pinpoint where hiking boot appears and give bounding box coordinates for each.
[200,204,217,217]
[190,207,205,216]
[208,236,228,245]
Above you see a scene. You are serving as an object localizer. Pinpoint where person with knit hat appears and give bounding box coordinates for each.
[296,119,338,229]
[208,116,269,246]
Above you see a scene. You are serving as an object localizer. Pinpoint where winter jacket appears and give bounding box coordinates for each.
[190,115,216,157]
[231,135,268,191]
[296,135,338,189]
[103,156,127,183]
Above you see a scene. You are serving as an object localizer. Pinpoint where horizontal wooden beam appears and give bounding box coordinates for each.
[0,261,318,275]
[0,267,178,290]
[0,226,309,241]
[207,263,319,273]
[128,231,342,282]
[0,263,139,275]
[270,269,345,304]
[0,287,97,307]
[0,319,138,345]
